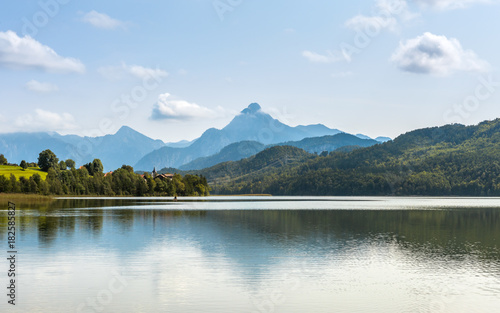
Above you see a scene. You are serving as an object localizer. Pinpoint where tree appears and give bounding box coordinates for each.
[19,177,29,193]
[0,175,11,192]
[92,159,103,175]
[28,176,38,193]
[136,178,148,196]
[38,149,59,172]
[84,159,103,176]
[20,160,28,170]
[121,165,134,173]
[65,159,76,170]
[32,173,42,184]
[59,160,67,170]
[0,154,7,165]
[46,168,62,194]
[144,174,156,195]
[9,174,19,193]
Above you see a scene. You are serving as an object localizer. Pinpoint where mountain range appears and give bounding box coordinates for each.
[0,103,388,172]
[0,126,165,172]
[178,133,381,171]
[134,103,385,170]
[197,118,500,196]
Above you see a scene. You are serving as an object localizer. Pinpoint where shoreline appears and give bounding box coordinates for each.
[4,193,500,201]
[0,193,53,202]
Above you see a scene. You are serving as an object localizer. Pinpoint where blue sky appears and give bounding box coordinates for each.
[1,0,500,142]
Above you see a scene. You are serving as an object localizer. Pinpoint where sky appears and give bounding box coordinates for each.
[1,0,500,142]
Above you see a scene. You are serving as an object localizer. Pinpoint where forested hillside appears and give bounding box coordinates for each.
[276,133,379,154]
[199,145,314,190]
[203,119,500,196]
[180,141,266,170]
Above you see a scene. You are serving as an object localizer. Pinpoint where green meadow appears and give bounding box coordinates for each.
[0,165,48,180]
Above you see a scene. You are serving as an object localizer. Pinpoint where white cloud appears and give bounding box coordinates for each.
[413,0,492,10]
[151,93,215,120]
[307,0,418,65]
[127,64,167,80]
[378,0,417,19]
[82,10,126,30]
[345,15,398,32]
[345,0,417,33]
[390,32,489,75]
[98,63,168,80]
[302,50,345,63]
[0,31,85,73]
[26,80,59,93]
[15,109,77,132]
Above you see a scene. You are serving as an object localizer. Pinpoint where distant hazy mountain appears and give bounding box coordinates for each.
[83,126,165,171]
[375,136,392,143]
[278,133,379,154]
[0,132,76,165]
[0,126,165,171]
[165,139,195,148]
[222,103,342,144]
[355,134,392,143]
[178,134,378,171]
[180,141,266,170]
[135,103,345,170]
[295,124,342,138]
[355,134,372,140]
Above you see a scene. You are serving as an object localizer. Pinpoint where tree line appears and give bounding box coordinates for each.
[0,150,209,196]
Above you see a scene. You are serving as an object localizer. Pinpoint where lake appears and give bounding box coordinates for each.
[1,196,500,312]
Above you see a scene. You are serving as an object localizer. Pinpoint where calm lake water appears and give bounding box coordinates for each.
[1,196,500,312]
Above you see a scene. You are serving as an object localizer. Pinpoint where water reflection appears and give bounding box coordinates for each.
[3,200,498,260]
[0,198,499,312]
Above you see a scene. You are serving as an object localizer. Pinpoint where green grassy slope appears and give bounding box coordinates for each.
[0,165,48,180]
